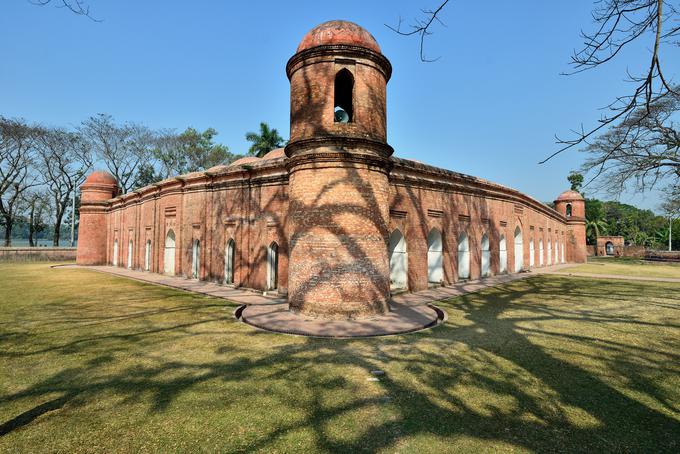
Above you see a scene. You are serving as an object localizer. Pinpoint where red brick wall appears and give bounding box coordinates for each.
[80,157,582,304]
[287,157,391,318]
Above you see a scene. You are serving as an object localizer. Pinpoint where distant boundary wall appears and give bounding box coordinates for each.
[0,247,77,262]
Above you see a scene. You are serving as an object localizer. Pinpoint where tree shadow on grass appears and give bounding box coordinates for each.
[1,276,679,452]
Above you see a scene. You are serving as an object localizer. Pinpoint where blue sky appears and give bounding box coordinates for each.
[2,0,676,211]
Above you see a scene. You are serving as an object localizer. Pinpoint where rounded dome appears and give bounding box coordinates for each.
[297,20,381,54]
[555,190,585,202]
[206,164,229,173]
[261,148,286,160]
[84,170,117,186]
[229,156,262,167]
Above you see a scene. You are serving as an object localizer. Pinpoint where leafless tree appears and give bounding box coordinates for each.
[29,0,100,21]
[390,1,680,183]
[581,88,679,196]
[79,114,152,194]
[386,0,450,62]
[0,117,40,246]
[35,127,92,246]
[22,190,52,247]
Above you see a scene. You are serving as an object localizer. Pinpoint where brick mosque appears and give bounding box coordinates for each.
[77,20,587,325]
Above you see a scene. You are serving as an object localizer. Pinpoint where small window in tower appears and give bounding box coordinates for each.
[334,69,354,123]
[566,204,572,217]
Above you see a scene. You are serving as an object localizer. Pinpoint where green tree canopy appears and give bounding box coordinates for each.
[567,172,584,192]
[245,122,285,158]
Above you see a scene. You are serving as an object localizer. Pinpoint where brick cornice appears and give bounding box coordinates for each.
[286,44,392,81]
[285,136,393,158]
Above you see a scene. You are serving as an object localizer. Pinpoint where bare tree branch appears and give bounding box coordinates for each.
[29,0,101,21]
[385,0,450,62]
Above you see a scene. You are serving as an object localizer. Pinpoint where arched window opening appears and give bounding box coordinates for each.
[267,242,279,290]
[499,235,507,273]
[334,69,354,123]
[112,239,119,266]
[427,228,443,284]
[539,238,544,266]
[514,226,524,272]
[561,241,566,263]
[481,234,491,278]
[191,240,200,279]
[566,204,572,217]
[529,238,535,267]
[225,239,235,285]
[605,241,614,256]
[457,232,470,280]
[144,240,151,271]
[547,239,552,265]
[127,239,133,269]
[388,230,408,291]
[164,230,176,275]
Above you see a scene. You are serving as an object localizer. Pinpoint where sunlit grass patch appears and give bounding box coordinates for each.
[1,263,678,453]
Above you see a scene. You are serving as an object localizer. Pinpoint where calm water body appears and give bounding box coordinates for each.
[5,239,77,247]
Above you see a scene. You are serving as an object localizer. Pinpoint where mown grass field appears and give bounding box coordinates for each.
[1,263,679,453]
[568,257,680,279]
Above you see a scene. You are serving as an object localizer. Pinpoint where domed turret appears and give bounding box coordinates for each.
[554,190,585,219]
[286,20,392,152]
[81,170,119,202]
[296,20,381,53]
[284,21,393,319]
[77,171,119,265]
[554,189,587,263]
[84,170,118,186]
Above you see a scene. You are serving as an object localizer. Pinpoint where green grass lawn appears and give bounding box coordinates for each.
[1,263,679,453]
[568,258,680,279]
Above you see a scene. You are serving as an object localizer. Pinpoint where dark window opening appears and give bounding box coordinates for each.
[566,204,572,217]
[334,69,354,123]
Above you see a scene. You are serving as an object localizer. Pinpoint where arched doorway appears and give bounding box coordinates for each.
[191,240,200,279]
[144,240,151,271]
[267,242,279,290]
[457,232,470,280]
[561,241,566,263]
[163,230,175,275]
[481,233,490,277]
[547,239,552,265]
[529,238,535,267]
[225,239,235,285]
[514,226,523,272]
[388,230,408,291]
[605,241,614,256]
[427,228,443,284]
[539,238,544,266]
[112,239,118,266]
[499,235,507,273]
[127,239,133,269]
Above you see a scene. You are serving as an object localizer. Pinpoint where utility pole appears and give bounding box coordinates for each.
[70,190,76,247]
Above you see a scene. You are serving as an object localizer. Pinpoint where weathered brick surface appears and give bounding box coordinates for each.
[596,235,625,256]
[76,21,587,321]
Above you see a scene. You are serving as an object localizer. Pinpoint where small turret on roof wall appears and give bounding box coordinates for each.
[76,171,119,265]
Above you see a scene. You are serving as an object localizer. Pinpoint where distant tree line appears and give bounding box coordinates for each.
[0,114,285,247]
[584,198,679,250]
[565,173,679,250]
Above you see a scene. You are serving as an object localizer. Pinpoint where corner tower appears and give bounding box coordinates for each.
[554,190,587,263]
[76,171,119,265]
[285,21,393,318]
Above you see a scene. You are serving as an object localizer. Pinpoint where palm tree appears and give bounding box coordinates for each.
[586,218,608,244]
[245,122,285,158]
